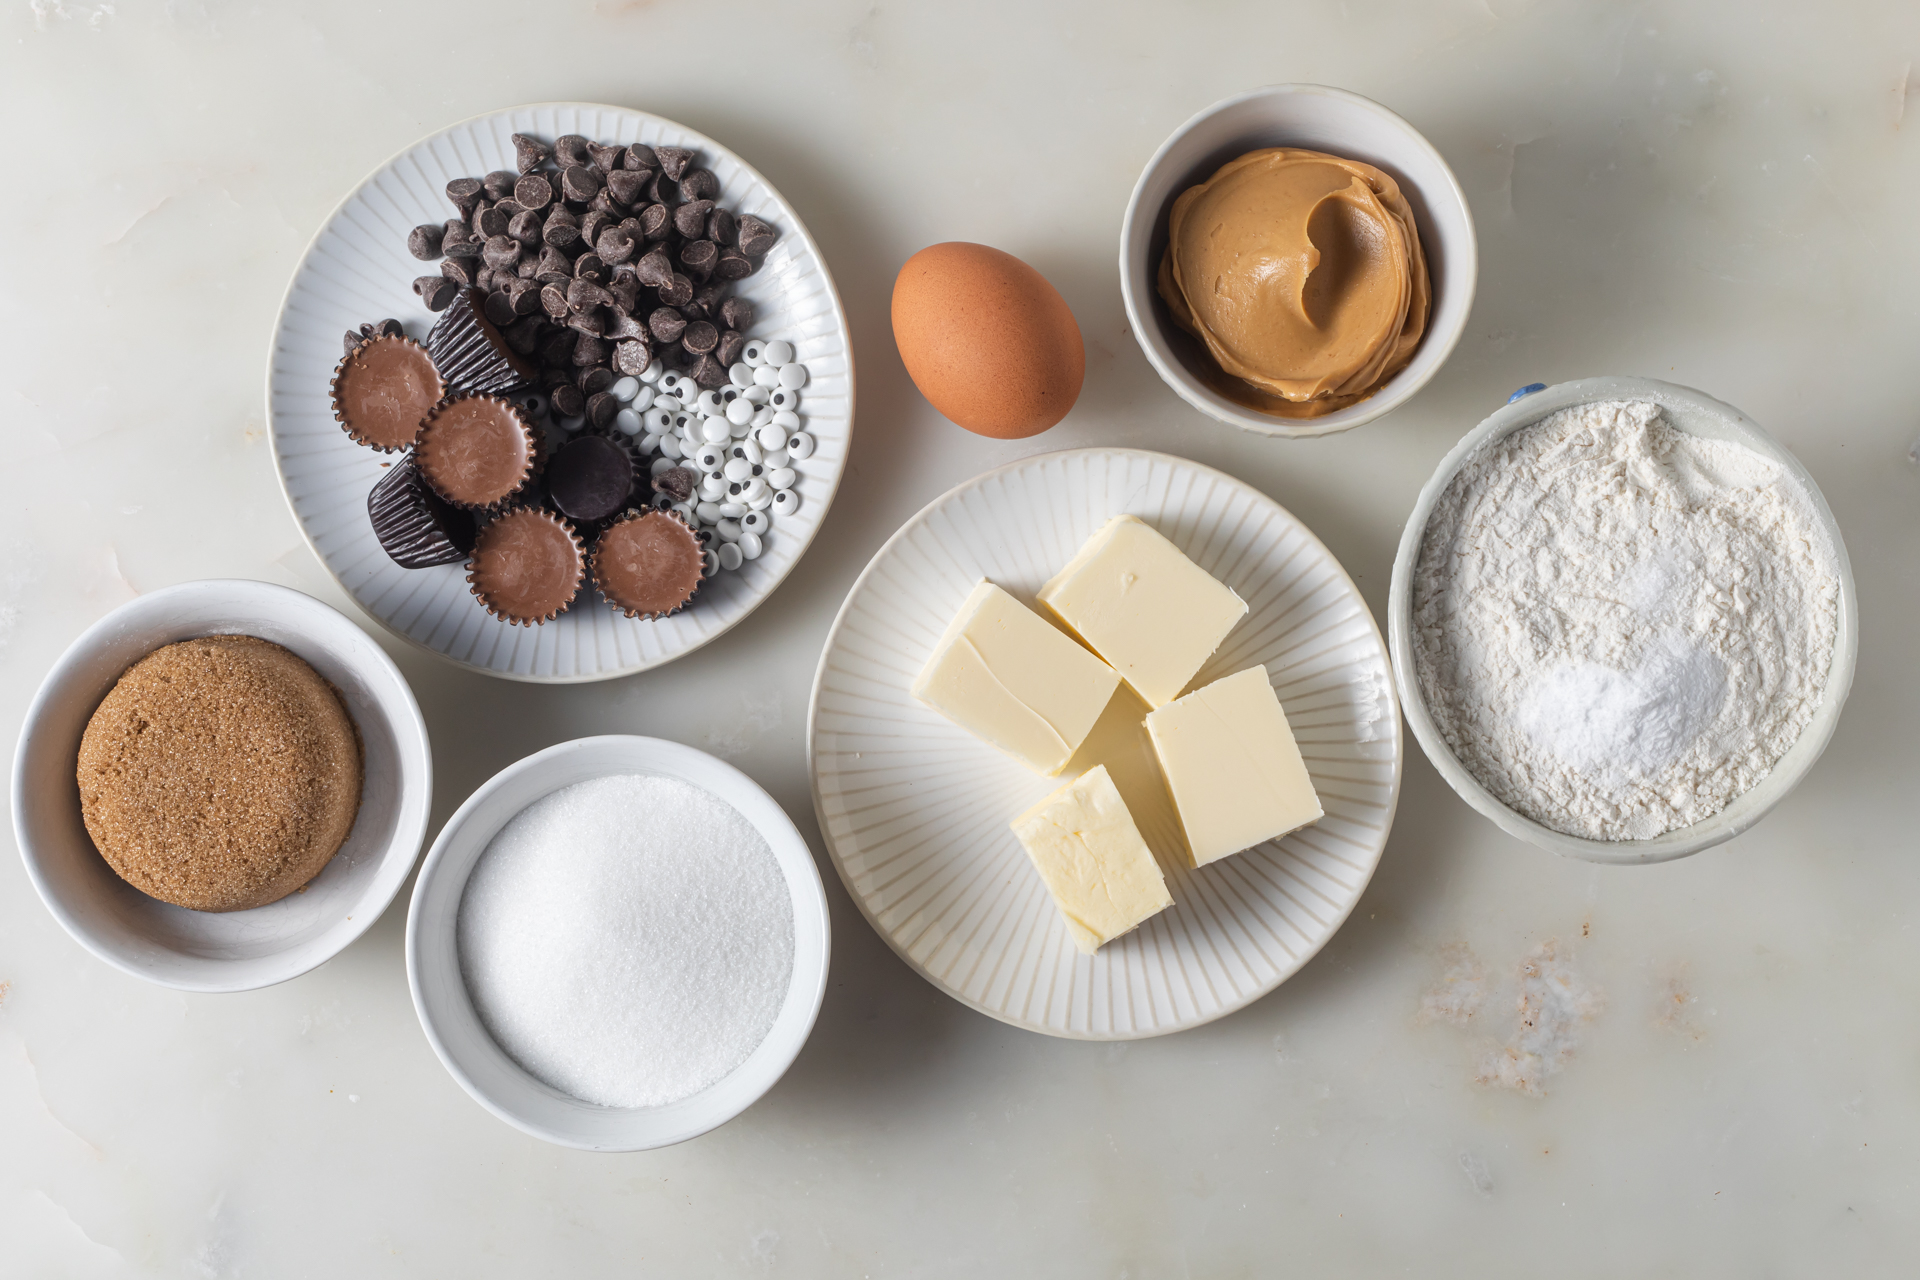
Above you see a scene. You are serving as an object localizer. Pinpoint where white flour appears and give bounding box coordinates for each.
[1412,400,1839,841]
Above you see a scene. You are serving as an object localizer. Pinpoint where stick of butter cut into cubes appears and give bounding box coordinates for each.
[911,580,1121,775]
[1009,764,1173,954]
[1144,666,1324,866]
[1037,515,1249,709]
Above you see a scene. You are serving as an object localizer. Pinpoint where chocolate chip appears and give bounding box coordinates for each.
[475,205,510,239]
[678,239,718,274]
[507,277,543,316]
[551,382,585,417]
[577,366,614,396]
[515,255,540,280]
[482,235,521,269]
[539,329,579,367]
[573,252,607,282]
[414,276,459,310]
[624,143,659,172]
[560,165,602,203]
[680,320,718,355]
[540,283,571,320]
[605,307,647,341]
[713,250,753,280]
[446,177,483,214]
[483,170,518,201]
[554,134,592,168]
[718,297,754,333]
[512,133,551,174]
[638,203,672,242]
[587,141,625,174]
[654,146,693,181]
[634,246,674,287]
[572,332,607,367]
[586,390,619,429]
[716,329,745,366]
[495,198,527,219]
[483,289,516,327]
[541,210,580,251]
[678,168,719,202]
[613,338,653,376]
[513,173,553,211]
[443,219,480,257]
[644,172,673,205]
[608,275,641,313]
[657,273,694,307]
[567,310,606,337]
[678,298,709,323]
[706,207,737,248]
[474,266,498,294]
[737,215,778,258]
[590,189,621,217]
[673,199,714,238]
[605,169,648,208]
[407,223,446,260]
[343,329,363,357]
[534,247,572,285]
[689,352,729,388]
[441,255,478,287]
[648,307,688,343]
[508,209,544,246]
[596,224,638,264]
[568,278,614,313]
[503,317,542,355]
[579,211,613,254]
[652,465,697,503]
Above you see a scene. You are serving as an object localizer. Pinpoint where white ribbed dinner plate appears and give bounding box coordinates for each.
[268,104,852,681]
[808,449,1401,1039]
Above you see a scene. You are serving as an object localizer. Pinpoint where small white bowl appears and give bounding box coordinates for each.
[1386,377,1859,864]
[1120,84,1477,438]
[11,579,433,990]
[406,735,830,1151]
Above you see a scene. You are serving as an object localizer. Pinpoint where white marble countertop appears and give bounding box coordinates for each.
[4,1,1918,1274]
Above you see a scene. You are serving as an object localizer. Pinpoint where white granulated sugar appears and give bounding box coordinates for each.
[1412,400,1839,841]
[457,774,794,1108]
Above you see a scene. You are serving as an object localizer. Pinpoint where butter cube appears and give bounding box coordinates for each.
[912,580,1121,775]
[1037,515,1248,708]
[1143,666,1322,866]
[1010,764,1173,954]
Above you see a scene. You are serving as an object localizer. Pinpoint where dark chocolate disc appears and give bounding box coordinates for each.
[545,434,635,523]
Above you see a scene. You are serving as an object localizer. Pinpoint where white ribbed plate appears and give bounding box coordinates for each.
[808,449,1402,1039]
[268,104,852,681]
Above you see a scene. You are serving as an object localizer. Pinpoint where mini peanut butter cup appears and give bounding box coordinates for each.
[367,454,477,568]
[590,509,705,620]
[328,334,444,452]
[466,507,585,626]
[546,433,636,523]
[427,288,537,395]
[415,393,538,510]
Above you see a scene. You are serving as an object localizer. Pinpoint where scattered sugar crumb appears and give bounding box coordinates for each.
[1418,942,1486,1025]
[1655,967,1706,1042]
[1477,940,1604,1096]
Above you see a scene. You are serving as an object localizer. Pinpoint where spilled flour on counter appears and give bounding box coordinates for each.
[1477,941,1603,1097]
[1412,400,1839,840]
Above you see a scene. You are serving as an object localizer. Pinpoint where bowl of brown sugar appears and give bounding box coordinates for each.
[12,580,432,991]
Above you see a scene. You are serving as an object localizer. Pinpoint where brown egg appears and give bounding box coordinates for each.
[891,242,1085,439]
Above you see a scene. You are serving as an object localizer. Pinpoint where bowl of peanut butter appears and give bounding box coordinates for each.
[1121,84,1477,437]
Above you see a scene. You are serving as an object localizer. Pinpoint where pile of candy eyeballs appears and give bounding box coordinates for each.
[519,338,814,578]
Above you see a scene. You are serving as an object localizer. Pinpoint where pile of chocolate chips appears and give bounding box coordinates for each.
[406,133,778,401]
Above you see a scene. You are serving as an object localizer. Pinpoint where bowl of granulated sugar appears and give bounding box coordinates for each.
[1387,377,1858,865]
[406,735,829,1149]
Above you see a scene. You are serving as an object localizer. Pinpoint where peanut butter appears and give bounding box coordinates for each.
[1157,148,1430,418]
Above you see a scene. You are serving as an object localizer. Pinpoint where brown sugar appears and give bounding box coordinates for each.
[76,635,364,913]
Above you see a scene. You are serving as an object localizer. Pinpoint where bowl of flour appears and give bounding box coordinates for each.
[406,736,830,1149]
[1388,377,1857,864]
